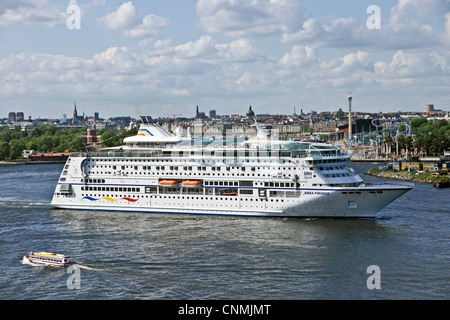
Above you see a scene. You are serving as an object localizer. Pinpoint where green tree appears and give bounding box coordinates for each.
[68,136,85,152]
[410,117,427,130]
[0,142,10,160]
[9,139,25,159]
[37,136,53,152]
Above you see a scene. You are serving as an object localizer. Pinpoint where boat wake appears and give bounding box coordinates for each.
[77,264,102,271]
[1,199,49,209]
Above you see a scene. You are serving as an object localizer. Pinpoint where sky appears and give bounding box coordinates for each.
[1,0,450,119]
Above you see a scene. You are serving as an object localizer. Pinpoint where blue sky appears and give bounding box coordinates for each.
[1,0,449,119]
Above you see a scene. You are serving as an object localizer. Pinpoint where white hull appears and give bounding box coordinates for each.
[51,186,410,218]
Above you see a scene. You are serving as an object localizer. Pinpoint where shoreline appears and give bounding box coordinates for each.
[0,160,66,166]
[365,168,450,188]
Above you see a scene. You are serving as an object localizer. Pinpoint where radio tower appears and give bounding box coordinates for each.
[347,93,352,140]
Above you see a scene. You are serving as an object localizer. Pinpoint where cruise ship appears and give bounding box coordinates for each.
[51,116,413,218]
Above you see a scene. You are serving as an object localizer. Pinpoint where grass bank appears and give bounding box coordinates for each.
[365,168,450,188]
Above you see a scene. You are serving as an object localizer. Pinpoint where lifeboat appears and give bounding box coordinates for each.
[159,180,180,187]
[223,192,237,196]
[181,180,203,188]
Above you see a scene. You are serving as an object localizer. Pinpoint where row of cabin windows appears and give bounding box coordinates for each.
[31,257,62,262]
[81,186,140,192]
[81,194,293,202]
[88,171,289,178]
[87,158,295,164]
[87,164,297,171]
[81,178,105,184]
[264,182,298,188]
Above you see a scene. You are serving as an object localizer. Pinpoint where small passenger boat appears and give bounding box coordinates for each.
[159,180,180,187]
[181,180,202,187]
[24,251,77,267]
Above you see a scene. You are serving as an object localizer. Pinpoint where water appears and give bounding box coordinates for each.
[0,162,448,300]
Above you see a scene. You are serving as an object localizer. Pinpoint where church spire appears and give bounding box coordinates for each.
[73,101,78,118]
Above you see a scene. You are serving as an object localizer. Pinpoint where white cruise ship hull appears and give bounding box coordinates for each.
[51,185,411,218]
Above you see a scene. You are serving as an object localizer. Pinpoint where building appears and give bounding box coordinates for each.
[30,153,70,162]
[209,110,216,119]
[246,105,255,118]
[71,102,85,124]
[425,104,435,112]
[329,119,376,141]
[80,127,102,145]
[401,161,423,171]
[195,105,206,119]
[8,112,16,122]
[16,112,24,121]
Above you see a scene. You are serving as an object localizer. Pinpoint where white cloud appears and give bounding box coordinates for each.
[215,39,262,62]
[97,1,168,38]
[442,11,450,45]
[124,14,169,38]
[281,0,439,50]
[279,45,317,68]
[196,0,303,38]
[0,0,66,27]
[174,35,216,59]
[374,50,450,79]
[97,1,140,31]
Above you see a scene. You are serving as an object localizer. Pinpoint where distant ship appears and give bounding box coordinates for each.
[51,116,412,218]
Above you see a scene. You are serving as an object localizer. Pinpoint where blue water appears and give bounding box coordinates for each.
[0,162,448,299]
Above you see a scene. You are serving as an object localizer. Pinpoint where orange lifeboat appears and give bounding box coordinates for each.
[181,180,202,188]
[223,192,237,196]
[159,180,180,187]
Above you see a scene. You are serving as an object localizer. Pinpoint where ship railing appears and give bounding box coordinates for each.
[360,182,414,188]
[70,148,345,160]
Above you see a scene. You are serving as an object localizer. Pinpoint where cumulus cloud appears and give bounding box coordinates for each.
[279,45,317,68]
[281,0,440,50]
[97,1,168,38]
[174,35,216,59]
[215,39,262,62]
[374,50,450,79]
[0,0,66,27]
[196,0,303,38]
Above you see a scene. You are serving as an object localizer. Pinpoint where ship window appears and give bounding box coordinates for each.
[239,181,253,187]
[348,201,357,208]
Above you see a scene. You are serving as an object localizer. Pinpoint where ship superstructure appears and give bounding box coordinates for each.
[51,116,412,218]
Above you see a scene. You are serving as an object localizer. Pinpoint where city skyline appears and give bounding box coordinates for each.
[1,0,450,119]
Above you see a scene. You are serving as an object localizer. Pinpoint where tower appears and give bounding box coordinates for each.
[347,93,352,139]
[73,101,78,119]
[246,105,255,118]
